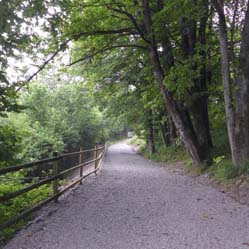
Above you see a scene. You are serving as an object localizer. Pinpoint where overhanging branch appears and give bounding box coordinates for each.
[105,5,150,44]
[15,39,71,92]
[72,28,137,40]
[13,27,138,90]
[68,44,147,66]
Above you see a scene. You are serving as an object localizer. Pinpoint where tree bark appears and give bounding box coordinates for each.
[234,4,249,165]
[212,0,249,167]
[142,0,207,165]
[169,118,177,146]
[180,6,212,163]
[146,109,156,154]
[198,0,213,148]
[158,111,171,147]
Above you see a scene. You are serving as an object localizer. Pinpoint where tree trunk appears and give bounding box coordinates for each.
[180,9,212,163]
[159,0,212,154]
[142,0,207,165]
[198,0,213,148]
[146,109,156,154]
[141,0,203,165]
[160,124,169,147]
[169,118,177,146]
[212,0,246,166]
[234,4,249,165]
[158,111,171,147]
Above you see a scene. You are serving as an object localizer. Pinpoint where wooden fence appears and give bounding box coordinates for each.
[0,143,107,231]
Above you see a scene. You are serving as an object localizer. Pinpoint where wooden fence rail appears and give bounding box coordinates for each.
[0,143,107,231]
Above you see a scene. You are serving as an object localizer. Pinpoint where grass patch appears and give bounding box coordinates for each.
[129,135,190,165]
[208,157,249,182]
[209,159,237,181]
[0,171,51,246]
[184,162,207,175]
[143,145,189,164]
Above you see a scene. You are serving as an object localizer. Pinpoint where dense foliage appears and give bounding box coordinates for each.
[0,66,124,244]
[61,0,249,169]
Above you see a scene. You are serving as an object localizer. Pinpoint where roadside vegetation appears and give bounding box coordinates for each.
[0,75,126,244]
[130,129,249,185]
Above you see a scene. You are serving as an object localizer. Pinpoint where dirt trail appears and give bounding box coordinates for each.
[4,141,249,249]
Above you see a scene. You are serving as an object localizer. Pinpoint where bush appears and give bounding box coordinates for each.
[209,157,237,181]
[129,135,146,151]
[0,171,51,245]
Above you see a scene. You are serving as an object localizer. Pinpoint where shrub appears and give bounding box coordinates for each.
[0,171,51,245]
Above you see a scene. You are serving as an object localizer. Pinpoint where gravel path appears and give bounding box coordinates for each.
[4,141,249,249]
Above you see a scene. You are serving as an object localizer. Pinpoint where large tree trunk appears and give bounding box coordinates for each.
[211,0,249,167]
[198,0,213,149]
[163,90,205,165]
[180,6,212,163]
[160,1,212,153]
[234,4,249,165]
[142,0,207,165]
[213,0,237,163]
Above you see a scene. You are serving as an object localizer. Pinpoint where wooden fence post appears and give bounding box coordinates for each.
[98,146,102,167]
[79,147,83,184]
[52,152,59,202]
[94,145,98,173]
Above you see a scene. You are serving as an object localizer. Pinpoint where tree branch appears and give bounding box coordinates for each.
[105,5,151,44]
[72,28,137,40]
[68,44,147,66]
[211,0,224,17]
[15,39,71,92]
[13,28,137,91]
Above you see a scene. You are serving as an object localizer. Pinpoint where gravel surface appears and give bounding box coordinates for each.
[4,141,249,249]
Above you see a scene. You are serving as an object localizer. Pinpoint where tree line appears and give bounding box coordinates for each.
[1,0,249,171]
